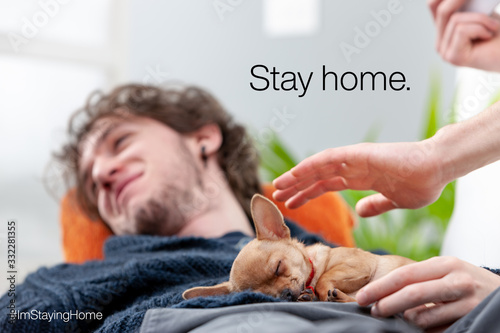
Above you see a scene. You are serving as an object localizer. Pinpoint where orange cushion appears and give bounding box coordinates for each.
[60,185,356,263]
[60,190,113,263]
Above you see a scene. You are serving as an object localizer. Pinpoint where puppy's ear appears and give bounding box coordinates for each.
[182,281,232,300]
[251,194,291,241]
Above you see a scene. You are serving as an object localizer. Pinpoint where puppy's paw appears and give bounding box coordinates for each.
[326,288,339,302]
[297,288,317,302]
[326,288,356,303]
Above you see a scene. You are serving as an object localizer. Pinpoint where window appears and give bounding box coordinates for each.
[0,0,126,290]
[263,0,320,38]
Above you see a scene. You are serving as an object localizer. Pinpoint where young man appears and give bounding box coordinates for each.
[0,84,347,332]
[64,84,261,239]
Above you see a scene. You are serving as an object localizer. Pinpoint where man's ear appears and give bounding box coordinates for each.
[251,194,290,241]
[182,281,232,300]
[189,123,223,156]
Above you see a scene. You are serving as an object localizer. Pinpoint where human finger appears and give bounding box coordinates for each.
[273,186,300,203]
[273,170,301,190]
[282,177,348,209]
[370,276,468,318]
[355,193,399,217]
[404,301,474,330]
[444,22,496,65]
[357,257,455,306]
[427,0,443,20]
[273,163,341,190]
[287,147,356,180]
[273,166,342,201]
[440,12,497,55]
[434,0,468,49]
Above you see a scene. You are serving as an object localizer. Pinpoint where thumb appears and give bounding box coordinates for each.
[356,193,398,217]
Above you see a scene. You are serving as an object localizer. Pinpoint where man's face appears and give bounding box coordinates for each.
[79,115,204,235]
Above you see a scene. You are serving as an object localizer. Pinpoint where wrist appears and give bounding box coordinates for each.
[416,126,458,188]
[427,123,462,184]
[428,102,500,182]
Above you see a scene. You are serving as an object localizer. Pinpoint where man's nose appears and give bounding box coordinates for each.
[92,155,121,190]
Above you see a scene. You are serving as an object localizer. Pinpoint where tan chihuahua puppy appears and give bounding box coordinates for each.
[183,194,414,302]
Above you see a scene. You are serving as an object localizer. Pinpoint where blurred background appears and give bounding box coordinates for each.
[0,0,461,291]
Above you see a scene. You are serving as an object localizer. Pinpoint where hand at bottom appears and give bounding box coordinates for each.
[356,257,500,330]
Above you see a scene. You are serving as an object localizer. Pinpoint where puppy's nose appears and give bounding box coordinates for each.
[280,288,295,301]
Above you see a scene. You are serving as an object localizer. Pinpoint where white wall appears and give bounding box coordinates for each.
[126,0,455,161]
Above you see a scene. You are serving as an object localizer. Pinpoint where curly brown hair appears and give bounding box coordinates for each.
[55,83,261,224]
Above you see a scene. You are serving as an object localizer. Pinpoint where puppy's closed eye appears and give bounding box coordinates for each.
[275,260,282,276]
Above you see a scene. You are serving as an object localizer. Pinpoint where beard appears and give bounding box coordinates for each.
[133,186,185,236]
[134,183,208,236]
[132,140,212,236]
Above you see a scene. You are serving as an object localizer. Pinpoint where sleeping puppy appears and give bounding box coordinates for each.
[183,194,414,302]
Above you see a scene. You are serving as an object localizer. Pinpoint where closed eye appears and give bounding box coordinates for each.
[114,134,130,150]
[275,260,282,276]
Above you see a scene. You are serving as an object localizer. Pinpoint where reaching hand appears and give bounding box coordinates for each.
[428,0,500,71]
[272,140,449,217]
[356,256,500,330]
